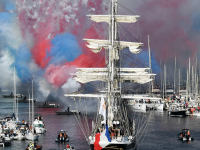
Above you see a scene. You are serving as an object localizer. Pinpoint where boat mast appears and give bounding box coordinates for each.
[32,77,34,134]
[179,69,180,95]
[13,65,16,121]
[148,35,152,96]
[107,0,117,127]
[174,57,176,94]
[29,92,31,125]
[189,57,190,100]
[186,69,188,103]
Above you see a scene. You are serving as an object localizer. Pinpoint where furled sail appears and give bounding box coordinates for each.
[64,94,161,100]
[84,39,143,54]
[87,15,140,23]
[72,68,155,84]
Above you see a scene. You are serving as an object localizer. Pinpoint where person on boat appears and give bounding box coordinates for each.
[116,121,120,129]
[115,129,118,138]
[66,144,70,149]
[67,107,70,112]
[60,132,63,140]
[173,93,176,100]
[113,121,116,129]
[198,104,200,112]
[191,106,195,114]
[64,133,67,139]
[23,96,26,100]
[120,127,124,137]
[111,131,115,139]
[187,131,190,137]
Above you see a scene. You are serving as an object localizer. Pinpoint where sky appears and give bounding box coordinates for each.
[0,0,199,102]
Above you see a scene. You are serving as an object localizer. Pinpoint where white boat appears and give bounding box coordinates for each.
[168,103,187,117]
[33,119,46,134]
[25,132,39,141]
[127,99,146,111]
[65,0,155,149]
[13,130,25,140]
[127,97,163,111]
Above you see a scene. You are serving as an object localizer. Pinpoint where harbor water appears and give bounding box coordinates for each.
[1,98,200,150]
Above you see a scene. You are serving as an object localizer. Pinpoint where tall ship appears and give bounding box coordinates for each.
[65,0,155,149]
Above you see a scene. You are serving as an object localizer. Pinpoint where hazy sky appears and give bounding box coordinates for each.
[0,0,199,102]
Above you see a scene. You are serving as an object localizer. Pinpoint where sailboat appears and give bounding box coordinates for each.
[25,78,39,141]
[65,0,155,149]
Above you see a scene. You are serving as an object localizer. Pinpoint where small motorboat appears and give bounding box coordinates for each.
[55,107,80,115]
[38,101,59,108]
[55,130,69,142]
[33,117,46,134]
[177,129,194,141]
[2,92,23,98]
[26,142,42,150]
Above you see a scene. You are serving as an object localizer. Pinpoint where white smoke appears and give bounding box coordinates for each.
[62,77,81,93]
[38,78,51,98]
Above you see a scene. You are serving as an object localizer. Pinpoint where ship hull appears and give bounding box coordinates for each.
[38,105,59,108]
[89,141,136,150]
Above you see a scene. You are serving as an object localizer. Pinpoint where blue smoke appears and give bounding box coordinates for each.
[49,33,82,65]
[5,1,15,12]
[0,8,32,81]
[134,49,160,73]
[11,44,32,80]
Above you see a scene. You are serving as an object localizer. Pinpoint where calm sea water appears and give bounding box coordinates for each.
[0,98,200,150]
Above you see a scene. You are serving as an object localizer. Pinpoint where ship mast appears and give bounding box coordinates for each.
[65,0,155,129]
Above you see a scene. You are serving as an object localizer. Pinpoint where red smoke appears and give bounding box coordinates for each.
[17,0,106,88]
[32,39,51,68]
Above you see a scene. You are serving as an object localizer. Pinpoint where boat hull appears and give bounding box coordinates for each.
[55,111,80,115]
[90,140,136,150]
[35,127,46,134]
[168,110,186,117]
[89,136,136,150]
[25,133,39,141]
[38,105,59,108]
[26,145,42,150]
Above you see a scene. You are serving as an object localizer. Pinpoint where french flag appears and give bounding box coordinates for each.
[94,125,111,150]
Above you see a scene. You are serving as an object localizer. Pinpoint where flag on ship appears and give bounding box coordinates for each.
[99,95,106,124]
[94,125,111,150]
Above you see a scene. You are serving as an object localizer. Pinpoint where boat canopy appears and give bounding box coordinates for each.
[87,15,140,23]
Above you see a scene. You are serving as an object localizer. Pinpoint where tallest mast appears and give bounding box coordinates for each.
[107,0,117,127]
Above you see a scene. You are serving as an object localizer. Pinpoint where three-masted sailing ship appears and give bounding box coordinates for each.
[65,0,155,149]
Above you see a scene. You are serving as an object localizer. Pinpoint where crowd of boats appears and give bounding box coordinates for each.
[0,114,45,148]
[125,90,200,118]
[0,114,76,150]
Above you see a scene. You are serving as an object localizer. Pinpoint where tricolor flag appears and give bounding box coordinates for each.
[99,95,106,124]
[94,125,111,150]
